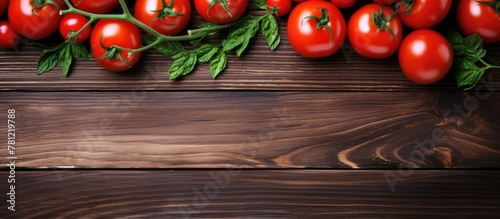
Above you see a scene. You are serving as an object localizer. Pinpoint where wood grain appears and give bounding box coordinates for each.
[1,91,499,169]
[1,170,499,218]
[0,3,499,91]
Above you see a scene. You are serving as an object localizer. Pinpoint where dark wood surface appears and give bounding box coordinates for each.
[1,1,500,218]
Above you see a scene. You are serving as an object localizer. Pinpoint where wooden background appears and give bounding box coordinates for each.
[1,1,500,218]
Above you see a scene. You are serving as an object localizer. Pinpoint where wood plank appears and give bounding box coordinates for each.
[0,4,499,91]
[1,170,499,218]
[1,91,499,169]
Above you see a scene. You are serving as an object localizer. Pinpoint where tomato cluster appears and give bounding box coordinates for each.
[0,0,499,85]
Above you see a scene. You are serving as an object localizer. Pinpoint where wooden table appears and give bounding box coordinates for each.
[1,1,500,218]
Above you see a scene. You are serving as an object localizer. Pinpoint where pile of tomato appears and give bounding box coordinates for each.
[0,0,499,85]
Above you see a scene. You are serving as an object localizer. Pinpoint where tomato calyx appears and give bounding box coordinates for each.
[396,0,415,15]
[371,6,397,39]
[95,35,131,66]
[208,0,233,18]
[149,0,185,26]
[302,8,333,45]
[267,5,281,16]
[30,0,61,14]
[476,0,500,15]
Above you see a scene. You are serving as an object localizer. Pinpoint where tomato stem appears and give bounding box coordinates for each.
[302,8,333,45]
[371,6,397,40]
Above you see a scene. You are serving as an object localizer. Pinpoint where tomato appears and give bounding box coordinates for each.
[195,0,248,24]
[134,0,192,36]
[397,0,452,29]
[70,0,118,14]
[287,1,346,58]
[0,21,20,49]
[374,0,396,4]
[330,0,356,8]
[348,3,402,59]
[8,0,66,40]
[0,0,8,16]
[267,0,292,16]
[398,29,453,84]
[90,19,143,72]
[59,14,91,42]
[457,0,500,43]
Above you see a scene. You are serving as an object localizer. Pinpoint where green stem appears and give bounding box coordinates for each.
[479,58,500,69]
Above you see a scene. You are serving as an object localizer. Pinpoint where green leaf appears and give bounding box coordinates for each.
[456,60,485,90]
[261,13,280,51]
[197,44,219,63]
[190,23,221,46]
[58,43,73,77]
[252,0,267,9]
[168,51,198,80]
[70,42,92,59]
[37,49,59,75]
[155,41,184,56]
[210,51,227,79]
[223,17,260,56]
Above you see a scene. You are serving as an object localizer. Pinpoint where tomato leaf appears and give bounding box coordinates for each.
[197,44,219,63]
[456,60,485,90]
[70,42,92,59]
[223,16,260,56]
[37,49,60,75]
[252,0,267,9]
[261,13,280,51]
[58,43,73,77]
[210,51,227,79]
[168,51,198,80]
[144,34,184,56]
[190,23,221,46]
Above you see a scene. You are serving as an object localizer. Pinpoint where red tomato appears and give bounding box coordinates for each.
[398,29,453,84]
[287,1,346,58]
[134,0,192,36]
[0,21,20,49]
[0,0,8,16]
[90,19,143,72]
[195,0,248,24]
[8,0,66,40]
[457,0,500,43]
[70,0,118,14]
[330,0,356,8]
[267,0,292,17]
[59,14,91,42]
[397,0,452,29]
[374,0,396,4]
[348,3,402,59]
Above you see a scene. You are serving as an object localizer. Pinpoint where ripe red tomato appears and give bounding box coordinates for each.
[134,0,192,36]
[59,14,91,43]
[267,0,292,17]
[374,0,396,4]
[195,0,248,24]
[457,0,500,43]
[398,29,453,84]
[0,21,20,49]
[330,0,356,8]
[90,19,143,72]
[8,0,66,40]
[0,0,8,16]
[70,0,118,14]
[397,0,452,29]
[348,3,402,59]
[288,1,346,58]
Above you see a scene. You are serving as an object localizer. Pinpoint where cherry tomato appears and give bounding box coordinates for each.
[0,21,20,49]
[8,0,66,40]
[70,0,118,14]
[90,19,143,72]
[195,0,248,24]
[0,0,9,16]
[374,0,396,4]
[330,0,356,8]
[59,14,91,42]
[348,3,402,59]
[134,0,192,36]
[397,0,452,29]
[267,0,292,17]
[287,1,346,58]
[398,29,453,84]
[457,0,500,43]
